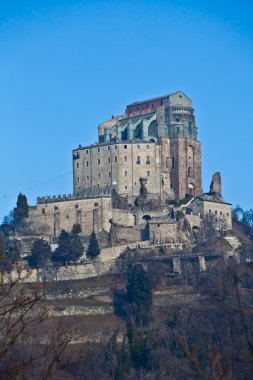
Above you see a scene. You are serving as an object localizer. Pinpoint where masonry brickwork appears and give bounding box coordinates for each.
[73,91,202,200]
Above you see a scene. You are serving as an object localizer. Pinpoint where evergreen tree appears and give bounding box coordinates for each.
[52,229,83,265]
[27,239,51,268]
[72,223,82,234]
[52,230,72,265]
[126,264,153,326]
[14,193,29,224]
[0,233,5,262]
[69,233,83,262]
[87,230,100,259]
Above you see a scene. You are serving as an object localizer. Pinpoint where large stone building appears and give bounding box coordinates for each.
[73,91,202,200]
[26,91,233,240]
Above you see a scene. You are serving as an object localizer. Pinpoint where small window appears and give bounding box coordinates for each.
[98,159,101,165]
[98,148,100,152]
[86,175,89,181]
[136,156,141,164]
[147,171,150,177]
[108,157,111,163]
[86,149,89,154]
[215,210,218,215]
[171,157,175,169]
[76,162,79,168]
[86,161,89,167]
[157,224,160,227]
[227,213,229,217]
[124,156,128,162]
[114,156,117,162]
[94,202,98,207]
[146,145,149,149]
[42,208,45,215]
[66,215,69,219]
[137,144,140,149]
[125,171,128,177]
[108,172,111,178]
[220,211,222,215]
[75,204,79,209]
[107,146,110,151]
[124,145,127,149]
[97,184,100,187]
[77,177,80,183]
[125,185,128,189]
[115,145,117,150]
[54,206,58,211]
[209,209,211,214]
[215,218,218,222]
[146,156,150,164]
[98,173,100,179]
[177,127,180,133]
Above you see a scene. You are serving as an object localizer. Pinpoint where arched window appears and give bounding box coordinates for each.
[188,167,192,177]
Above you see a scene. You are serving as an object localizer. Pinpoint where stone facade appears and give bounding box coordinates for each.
[190,196,232,230]
[148,220,178,244]
[73,91,202,200]
[27,193,112,237]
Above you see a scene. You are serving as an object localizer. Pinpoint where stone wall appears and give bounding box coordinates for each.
[27,196,112,237]
[148,221,178,244]
[73,141,162,197]
[191,198,232,230]
[112,208,135,226]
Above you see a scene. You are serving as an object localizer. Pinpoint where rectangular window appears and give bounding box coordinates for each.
[94,202,98,207]
[124,145,127,149]
[125,171,128,177]
[86,161,89,166]
[108,157,111,163]
[107,146,110,151]
[114,156,117,162]
[125,185,128,189]
[98,159,101,165]
[98,173,100,179]
[86,175,89,181]
[124,156,128,162]
[220,211,222,215]
[137,144,140,149]
[77,177,80,183]
[98,148,100,152]
[76,162,79,168]
[86,149,89,154]
[147,171,150,177]
[215,210,218,215]
[146,156,150,164]
[115,145,117,150]
[227,213,229,217]
[136,156,141,164]
[209,209,211,214]
[146,145,149,149]
[54,206,58,211]
[108,172,111,178]
[42,208,45,215]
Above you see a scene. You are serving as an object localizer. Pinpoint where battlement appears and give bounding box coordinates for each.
[37,188,111,204]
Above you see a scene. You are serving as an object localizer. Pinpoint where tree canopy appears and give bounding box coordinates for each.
[52,230,83,265]
[27,239,51,268]
[87,231,100,259]
[126,263,153,327]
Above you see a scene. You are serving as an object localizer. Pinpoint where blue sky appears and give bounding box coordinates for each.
[0,0,252,219]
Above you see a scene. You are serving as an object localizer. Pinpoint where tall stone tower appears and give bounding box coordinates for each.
[73,91,202,200]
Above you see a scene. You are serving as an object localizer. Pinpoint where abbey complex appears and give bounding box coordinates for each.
[26,91,233,248]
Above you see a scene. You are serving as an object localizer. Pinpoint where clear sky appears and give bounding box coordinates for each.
[0,0,252,219]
